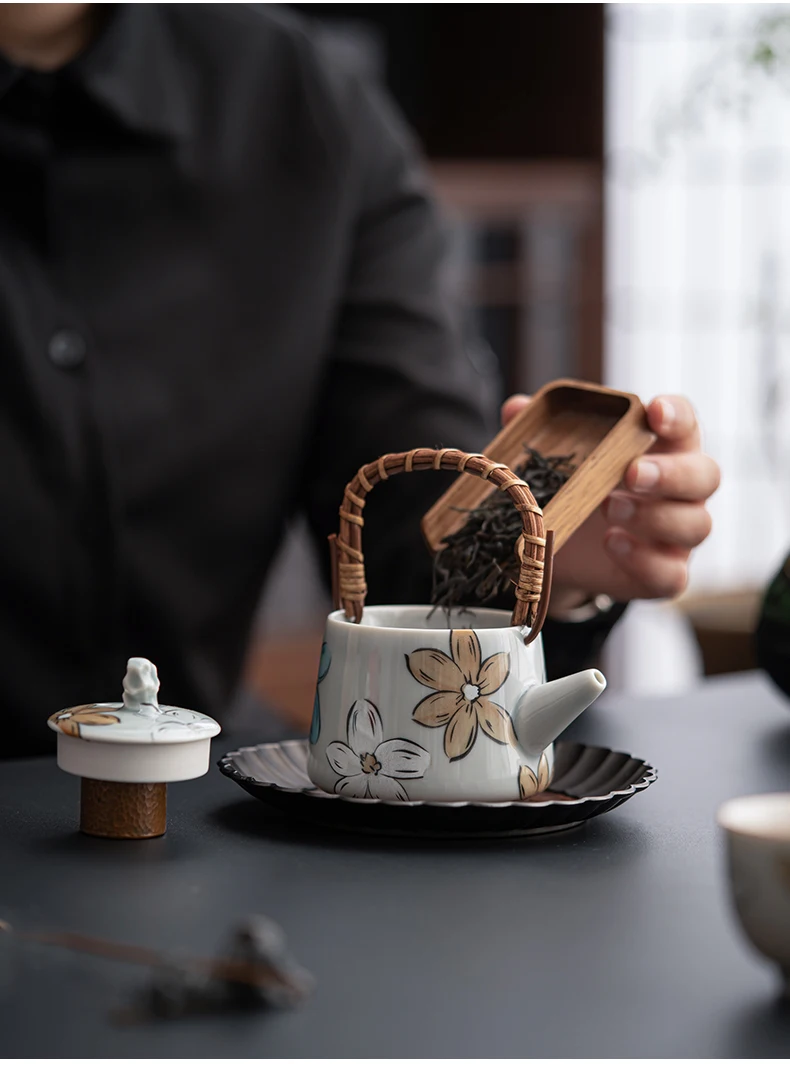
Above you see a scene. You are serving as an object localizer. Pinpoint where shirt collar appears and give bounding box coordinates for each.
[0,5,191,144]
[71,4,191,143]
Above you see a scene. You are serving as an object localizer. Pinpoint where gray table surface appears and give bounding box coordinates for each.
[2,670,790,1058]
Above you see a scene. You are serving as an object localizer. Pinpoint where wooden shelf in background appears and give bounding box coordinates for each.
[429,161,601,220]
[677,589,761,677]
[428,160,604,387]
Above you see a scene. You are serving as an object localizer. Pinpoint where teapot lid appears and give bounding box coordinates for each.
[47,657,221,745]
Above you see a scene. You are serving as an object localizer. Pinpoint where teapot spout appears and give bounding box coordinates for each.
[513,669,606,756]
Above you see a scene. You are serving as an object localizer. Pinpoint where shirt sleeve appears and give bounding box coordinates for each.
[300,67,499,606]
[300,64,624,674]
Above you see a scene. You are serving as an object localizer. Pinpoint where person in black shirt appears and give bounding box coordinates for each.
[0,3,720,757]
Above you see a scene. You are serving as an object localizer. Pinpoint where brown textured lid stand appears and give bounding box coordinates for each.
[422,379,656,556]
[80,780,167,840]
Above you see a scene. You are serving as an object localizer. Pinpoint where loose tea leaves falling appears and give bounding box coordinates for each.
[430,447,576,614]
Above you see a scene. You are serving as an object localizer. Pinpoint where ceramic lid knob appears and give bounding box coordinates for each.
[122,657,161,713]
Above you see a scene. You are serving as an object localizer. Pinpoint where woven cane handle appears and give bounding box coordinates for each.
[330,448,554,644]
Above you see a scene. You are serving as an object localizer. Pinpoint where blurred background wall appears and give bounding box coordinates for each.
[246,3,790,725]
[605,3,790,691]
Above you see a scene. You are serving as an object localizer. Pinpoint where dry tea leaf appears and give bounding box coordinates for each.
[431,447,575,615]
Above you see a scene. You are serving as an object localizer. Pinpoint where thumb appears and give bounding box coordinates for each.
[501,393,532,427]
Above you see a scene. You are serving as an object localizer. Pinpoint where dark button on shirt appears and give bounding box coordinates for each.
[0,4,619,758]
[48,329,87,369]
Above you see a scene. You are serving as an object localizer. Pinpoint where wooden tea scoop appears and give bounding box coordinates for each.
[422,378,657,555]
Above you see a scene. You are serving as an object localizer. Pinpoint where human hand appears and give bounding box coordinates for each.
[500,393,720,612]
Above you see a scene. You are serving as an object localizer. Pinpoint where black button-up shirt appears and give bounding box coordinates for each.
[0,4,619,758]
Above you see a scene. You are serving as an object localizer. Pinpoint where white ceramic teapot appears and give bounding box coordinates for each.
[307,448,606,803]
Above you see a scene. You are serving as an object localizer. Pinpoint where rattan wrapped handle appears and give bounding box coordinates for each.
[329,448,555,645]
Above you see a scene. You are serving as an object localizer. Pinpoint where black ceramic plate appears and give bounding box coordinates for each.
[217,739,657,839]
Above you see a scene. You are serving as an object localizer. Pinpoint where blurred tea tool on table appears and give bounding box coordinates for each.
[0,913,313,1022]
[718,793,790,998]
[48,657,220,839]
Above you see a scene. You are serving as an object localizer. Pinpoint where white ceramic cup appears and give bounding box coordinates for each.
[718,793,790,996]
[307,605,606,803]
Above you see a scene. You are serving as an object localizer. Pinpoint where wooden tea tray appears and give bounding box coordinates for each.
[421,379,656,554]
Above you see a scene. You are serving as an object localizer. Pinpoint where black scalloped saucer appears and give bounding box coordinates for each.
[217,739,657,839]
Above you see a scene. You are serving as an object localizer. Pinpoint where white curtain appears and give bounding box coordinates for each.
[605,3,790,691]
